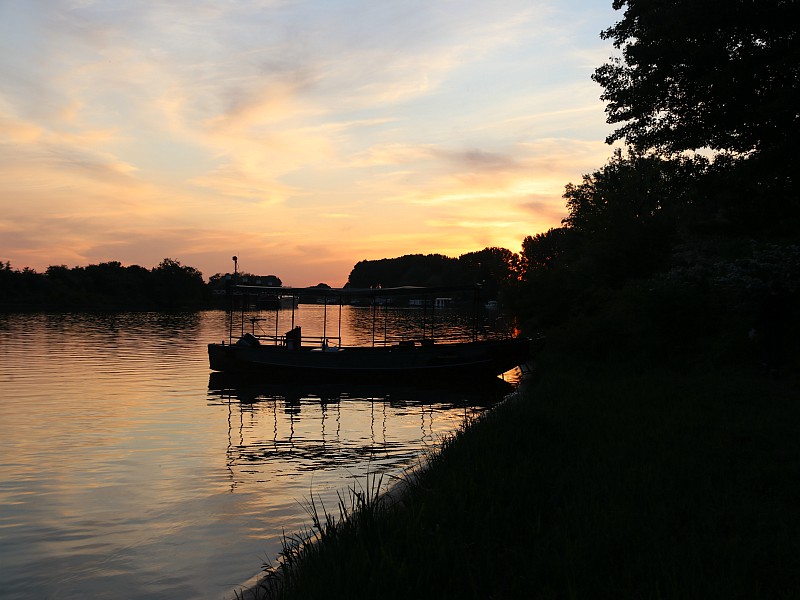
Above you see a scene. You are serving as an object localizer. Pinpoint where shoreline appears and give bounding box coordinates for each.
[227,367,534,600]
[224,338,799,598]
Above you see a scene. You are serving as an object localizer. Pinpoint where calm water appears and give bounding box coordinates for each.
[0,308,517,599]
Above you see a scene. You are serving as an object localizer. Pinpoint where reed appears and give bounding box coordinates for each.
[234,472,392,600]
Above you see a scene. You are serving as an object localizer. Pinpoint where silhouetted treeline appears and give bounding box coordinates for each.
[347,247,519,300]
[504,150,800,341]
[0,259,208,311]
[505,0,800,363]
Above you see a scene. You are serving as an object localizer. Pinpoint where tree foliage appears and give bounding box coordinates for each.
[457,247,520,298]
[509,0,800,333]
[348,254,459,289]
[510,151,712,327]
[520,228,579,275]
[594,0,800,162]
[563,149,707,235]
[347,249,520,298]
[0,259,211,311]
[151,258,206,308]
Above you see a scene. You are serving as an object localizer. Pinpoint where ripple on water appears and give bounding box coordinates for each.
[0,309,516,599]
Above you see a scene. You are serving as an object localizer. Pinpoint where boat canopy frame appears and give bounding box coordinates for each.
[224,285,487,349]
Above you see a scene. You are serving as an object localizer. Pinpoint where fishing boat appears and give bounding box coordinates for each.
[208,285,535,382]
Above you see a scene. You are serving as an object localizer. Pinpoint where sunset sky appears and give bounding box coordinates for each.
[1,0,620,287]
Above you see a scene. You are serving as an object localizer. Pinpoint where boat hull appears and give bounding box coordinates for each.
[208,337,531,382]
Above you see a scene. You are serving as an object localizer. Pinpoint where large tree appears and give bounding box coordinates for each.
[562,149,705,235]
[593,0,800,161]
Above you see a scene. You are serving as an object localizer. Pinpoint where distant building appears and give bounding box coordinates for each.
[435,297,454,308]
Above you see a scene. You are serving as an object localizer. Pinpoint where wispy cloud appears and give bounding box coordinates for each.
[0,0,619,284]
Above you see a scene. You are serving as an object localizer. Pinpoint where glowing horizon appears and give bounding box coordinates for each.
[1,1,618,287]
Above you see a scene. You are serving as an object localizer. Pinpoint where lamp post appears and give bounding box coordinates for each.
[228,256,238,341]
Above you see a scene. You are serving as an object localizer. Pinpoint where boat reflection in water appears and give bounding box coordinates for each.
[207,372,517,494]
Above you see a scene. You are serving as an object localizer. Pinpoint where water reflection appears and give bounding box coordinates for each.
[207,374,514,494]
[0,310,520,600]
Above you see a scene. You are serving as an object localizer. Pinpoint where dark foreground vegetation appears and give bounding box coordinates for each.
[239,272,798,599]
[238,1,799,597]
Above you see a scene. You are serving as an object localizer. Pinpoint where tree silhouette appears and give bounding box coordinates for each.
[594,0,800,229]
[594,0,800,160]
[150,258,206,308]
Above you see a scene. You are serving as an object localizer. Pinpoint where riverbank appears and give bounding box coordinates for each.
[238,311,799,599]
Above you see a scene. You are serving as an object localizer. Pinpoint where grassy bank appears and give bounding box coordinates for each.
[244,305,799,599]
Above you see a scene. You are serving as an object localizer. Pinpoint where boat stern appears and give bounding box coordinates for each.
[208,342,236,372]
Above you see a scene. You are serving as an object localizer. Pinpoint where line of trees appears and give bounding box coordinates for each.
[0,247,526,312]
[346,247,519,300]
[0,259,208,311]
[513,0,797,313]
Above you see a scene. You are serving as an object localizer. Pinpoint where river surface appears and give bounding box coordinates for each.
[0,307,518,599]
